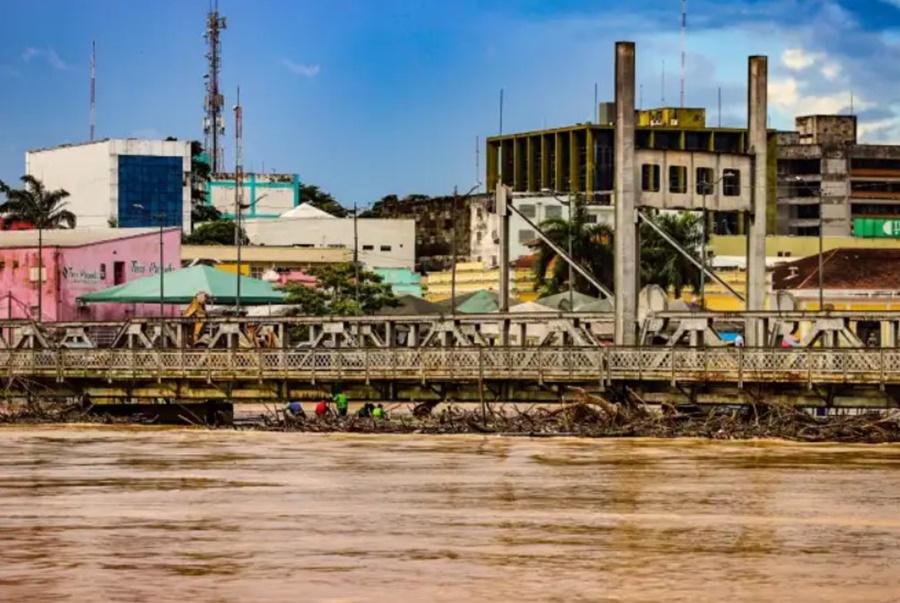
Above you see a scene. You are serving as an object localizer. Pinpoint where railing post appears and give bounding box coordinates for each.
[881,348,886,391]
[737,346,743,389]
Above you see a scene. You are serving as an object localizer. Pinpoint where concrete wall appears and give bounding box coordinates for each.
[208,173,299,218]
[26,142,114,230]
[635,149,753,211]
[242,218,415,270]
[0,229,181,322]
[25,139,192,232]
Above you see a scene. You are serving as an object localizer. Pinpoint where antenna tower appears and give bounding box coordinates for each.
[204,0,227,173]
[680,0,686,107]
[234,87,243,241]
[90,41,96,141]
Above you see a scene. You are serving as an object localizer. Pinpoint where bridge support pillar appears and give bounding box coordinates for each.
[745,55,768,346]
[614,41,638,346]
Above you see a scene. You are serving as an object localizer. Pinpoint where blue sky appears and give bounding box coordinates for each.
[2,0,900,206]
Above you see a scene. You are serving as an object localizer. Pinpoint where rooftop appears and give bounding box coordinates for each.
[771,248,900,291]
[0,227,174,249]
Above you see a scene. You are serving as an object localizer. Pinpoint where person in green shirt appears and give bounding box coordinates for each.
[334,392,349,417]
[372,404,385,419]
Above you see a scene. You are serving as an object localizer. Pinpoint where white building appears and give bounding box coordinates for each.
[242,203,416,270]
[469,195,615,266]
[206,172,300,218]
[25,139,192,232]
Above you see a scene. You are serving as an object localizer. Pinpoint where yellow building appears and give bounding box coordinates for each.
[182,245,349,278]
[424,261,538,302]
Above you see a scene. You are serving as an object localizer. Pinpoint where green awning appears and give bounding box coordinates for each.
[78,265,286,305]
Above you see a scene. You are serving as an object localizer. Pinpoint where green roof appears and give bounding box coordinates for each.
[78,265,286,305]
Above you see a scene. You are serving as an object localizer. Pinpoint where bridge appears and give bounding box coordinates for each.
[2,313,900,407]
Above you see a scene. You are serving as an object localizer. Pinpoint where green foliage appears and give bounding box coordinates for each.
[532,201,705,299]
[189,141,221,226]
[300,184,348,218]
[0,175,76,230]
[184,219,248,246]
[283,263,399,316]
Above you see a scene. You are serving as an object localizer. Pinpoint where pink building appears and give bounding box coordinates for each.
[0,228,181,322]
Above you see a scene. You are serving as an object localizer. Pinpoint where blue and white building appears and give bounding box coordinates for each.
[206,172,302,219]
[25,139,192,231]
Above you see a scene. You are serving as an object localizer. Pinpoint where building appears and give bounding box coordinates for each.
[25,139,193,231]
[777,115,900,236]
[241,204,416,270]
[206,172,301,218]
[0,228,181,322]
[181,245,349,279]
[423,260,537,302]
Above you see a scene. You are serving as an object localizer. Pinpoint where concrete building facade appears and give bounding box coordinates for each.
[0,228,181,322]
[777,115,900,237]
[241,207,416,270]
[207,172,301,219]
[25,139,192,232]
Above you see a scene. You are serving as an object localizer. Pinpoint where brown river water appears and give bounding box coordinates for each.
[1,428,899,603]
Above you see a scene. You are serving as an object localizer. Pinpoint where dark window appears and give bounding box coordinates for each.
[669,166,687,194]
[380,245,392,252]
[797,226,820,236]
[544,206,563,219]
[641,164,661,192]
[723,169,741,196]
[362,244,374,251]
[518,229,536,244]
[519,204,536,218]
[117,155,184,228]
[113,261,125,285]
[796,205,821,220]
[696,168,714,195]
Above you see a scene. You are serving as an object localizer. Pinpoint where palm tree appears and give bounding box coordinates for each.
[532,205,705,300]
[0,175,76,230]
[0,175,76,321]
[532,198,615,298]
[639,210,704,299]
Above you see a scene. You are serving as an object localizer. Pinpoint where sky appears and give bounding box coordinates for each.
[2,0,900,207]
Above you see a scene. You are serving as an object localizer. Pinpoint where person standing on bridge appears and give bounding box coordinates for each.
[334,391,349,417]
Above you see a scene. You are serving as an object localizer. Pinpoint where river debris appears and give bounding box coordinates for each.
[254,388,900,444]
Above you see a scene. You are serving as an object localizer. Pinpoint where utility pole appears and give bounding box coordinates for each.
[90,41,96,141]
[451,186,458,314]
[353,202,360,307]
[234,86,243,312]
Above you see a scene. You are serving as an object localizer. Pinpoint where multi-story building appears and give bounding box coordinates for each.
[777,115,900,236]
[25,139,193,231]
[206,172,302,218]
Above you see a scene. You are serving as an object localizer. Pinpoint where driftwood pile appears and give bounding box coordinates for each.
[260,389,900,444]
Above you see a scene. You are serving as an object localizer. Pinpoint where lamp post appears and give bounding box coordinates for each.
[133,204,166,344]
[450,183,481,314]
[794,177,824,310]
[699,172,735,309]
[37,217,44,322]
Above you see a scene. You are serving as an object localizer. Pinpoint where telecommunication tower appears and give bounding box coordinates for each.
[203,0,227,172]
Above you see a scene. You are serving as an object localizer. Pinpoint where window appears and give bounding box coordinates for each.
[668,166,687,194]
[113,261,125,285]
[380,245,392,252]
[544,206,563,219]
[723,169,741,196]
[696,167,714,195]
[100,264,107,280]
[362,244,374,251]
[796,205,821,220]
[250,266,264,279]
[641,164,660,192]
[519,204,536,218]
[518,229,536,244]
[585,214,598,223]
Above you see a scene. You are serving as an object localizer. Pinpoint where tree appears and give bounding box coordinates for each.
[532,204,705,299]
[184,219,248,245]
[299,184,349,217]
[0,175,76,230]
[189,141,222,226]
[283,263,398,316]
[532,198,615,297]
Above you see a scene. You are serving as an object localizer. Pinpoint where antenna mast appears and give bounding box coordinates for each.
[234,86,244,310]
[90,41,96,141]
[204,0,227,173]
[680,0,686,107]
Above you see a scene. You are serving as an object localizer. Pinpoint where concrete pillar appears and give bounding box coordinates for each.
[746,55,768,346]
[614,41,638,346]
[497,184,511,345]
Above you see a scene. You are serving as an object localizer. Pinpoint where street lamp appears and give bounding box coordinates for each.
[698,172,735,309]
[133,204,166,344]
[793,177,825,310]
[542,188,577,311]
[450,183,481,314]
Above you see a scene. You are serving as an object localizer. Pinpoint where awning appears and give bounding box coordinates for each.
[78,265,286,305]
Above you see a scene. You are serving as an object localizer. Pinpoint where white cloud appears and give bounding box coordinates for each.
[21,47,68,70]
[820,62,841,81]
[769,75,869,116]
[782,48,820,70]
[282,59,321,77]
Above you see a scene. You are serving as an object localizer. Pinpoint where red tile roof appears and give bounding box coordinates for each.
[771,248,900,290]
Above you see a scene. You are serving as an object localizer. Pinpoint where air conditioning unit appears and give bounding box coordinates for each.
[29,267,46,283]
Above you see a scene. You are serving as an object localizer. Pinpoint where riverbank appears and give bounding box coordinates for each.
[4,392,900,443]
